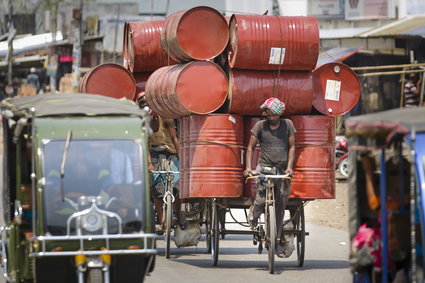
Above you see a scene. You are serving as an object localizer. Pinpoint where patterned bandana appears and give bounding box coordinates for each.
[260,97,285,115]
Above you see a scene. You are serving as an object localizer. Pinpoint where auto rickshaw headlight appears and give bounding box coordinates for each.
[82,212,103,232]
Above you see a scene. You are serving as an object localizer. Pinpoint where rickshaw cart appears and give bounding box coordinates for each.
[346,107,425,283]
[179,114,337,273]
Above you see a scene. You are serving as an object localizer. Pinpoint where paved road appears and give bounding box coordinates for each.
[146,219,351,283]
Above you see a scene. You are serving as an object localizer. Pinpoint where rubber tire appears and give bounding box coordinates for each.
[87,268,103,283]
[206,202,212,253]
[338,156,349,178]
[296,206,305,267]
[267,205,276,274]
[165,194,173,259]
[211,202,219,266]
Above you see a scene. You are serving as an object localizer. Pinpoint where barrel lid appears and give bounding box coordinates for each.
[176,6,229,60]
[81,63,136,100]
[176,61,228,115]
[312,63,360,117]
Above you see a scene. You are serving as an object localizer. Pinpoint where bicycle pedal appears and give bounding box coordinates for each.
[258,242,263,255]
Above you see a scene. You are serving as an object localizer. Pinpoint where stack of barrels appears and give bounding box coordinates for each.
[84,6,361,200]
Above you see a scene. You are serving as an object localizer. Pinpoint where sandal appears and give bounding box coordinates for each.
[249,220,258,231]
[155,224,165,235]
[276,244,286,258]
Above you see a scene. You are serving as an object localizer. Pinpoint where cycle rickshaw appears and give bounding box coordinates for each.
[176,114,336,273]
[345,106,425,282]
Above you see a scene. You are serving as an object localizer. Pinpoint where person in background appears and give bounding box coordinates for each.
[244,97,296,258]
[137,92,187,233]
[26,67,40,93]
[404,73,420,107]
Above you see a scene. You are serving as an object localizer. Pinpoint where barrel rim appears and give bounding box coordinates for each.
[169,6,230,61]
[312,62,361,117]
[176,61,229,115]
[82,63,136,100]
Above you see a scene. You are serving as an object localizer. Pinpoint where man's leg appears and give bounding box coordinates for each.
[250,186,266,229]
[153,197,164,231]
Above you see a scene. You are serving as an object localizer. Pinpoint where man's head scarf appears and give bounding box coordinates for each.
[260,97,285,115]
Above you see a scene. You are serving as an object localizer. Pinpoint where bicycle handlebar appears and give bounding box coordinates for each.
[150,170,180,174]
[247,173,292,180]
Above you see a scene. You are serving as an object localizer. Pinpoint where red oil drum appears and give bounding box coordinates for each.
[229,15,319,70]
[133,72,152,100]
[186,114,243,198]
[161,6,229,61]
[145,61,228,118]
[228,69,313,116]
[123,21,177,73]
[288,115,335,199]
[79,63,136,100]
[243,117,262,198]
[312,62,361,117]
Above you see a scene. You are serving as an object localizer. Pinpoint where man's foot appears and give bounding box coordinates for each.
[249,220,258,231]
[155,224,165,235]
[276,244,286,258]
[178,213,189,230]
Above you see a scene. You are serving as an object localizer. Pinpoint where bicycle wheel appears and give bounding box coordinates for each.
[205,202,212,253]
[296,205,305,267]
[165,194,173,259]
[267,204,276,274]
[211,202,219,266]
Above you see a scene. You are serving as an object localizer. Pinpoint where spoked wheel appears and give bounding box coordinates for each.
[164,193,173,259]
[205,202,212,253]
[267,204,276,274]
[296,205,305,267]
[211,201,219,266]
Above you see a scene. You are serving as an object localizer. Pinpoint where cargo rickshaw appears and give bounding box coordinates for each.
[0,94,156,283]
[345,106,425,283]
[171,114,336,274]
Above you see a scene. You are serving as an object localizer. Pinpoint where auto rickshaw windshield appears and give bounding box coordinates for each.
[41,139,146,235]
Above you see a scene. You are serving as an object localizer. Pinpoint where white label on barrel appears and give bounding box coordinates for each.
[269,47,285,65]
[228,115,236,124]
[325,79,341,101]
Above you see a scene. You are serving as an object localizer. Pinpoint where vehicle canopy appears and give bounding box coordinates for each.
[345,106,425,282]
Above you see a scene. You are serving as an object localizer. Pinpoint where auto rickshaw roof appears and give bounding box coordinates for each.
[0,93,145,118]
[346,107,425,148]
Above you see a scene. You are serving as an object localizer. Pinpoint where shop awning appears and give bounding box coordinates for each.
[0,54,47,71]
[358,16,425,37]
[317,46,364,66]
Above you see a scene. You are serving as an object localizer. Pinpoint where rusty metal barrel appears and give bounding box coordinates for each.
[243,117,262,198]
[312,62,361,117]
[288,115,335,199]
[228,69,313,116]
[185,114,243,198]
[229,15,319,70]
[79,63,136,100]
[123,20,177,72]
[161,6,229,62]
[145,61,228,118]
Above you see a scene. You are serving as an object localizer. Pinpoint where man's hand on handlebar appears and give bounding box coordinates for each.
[243,169,253,177]
[285,168,294,177]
